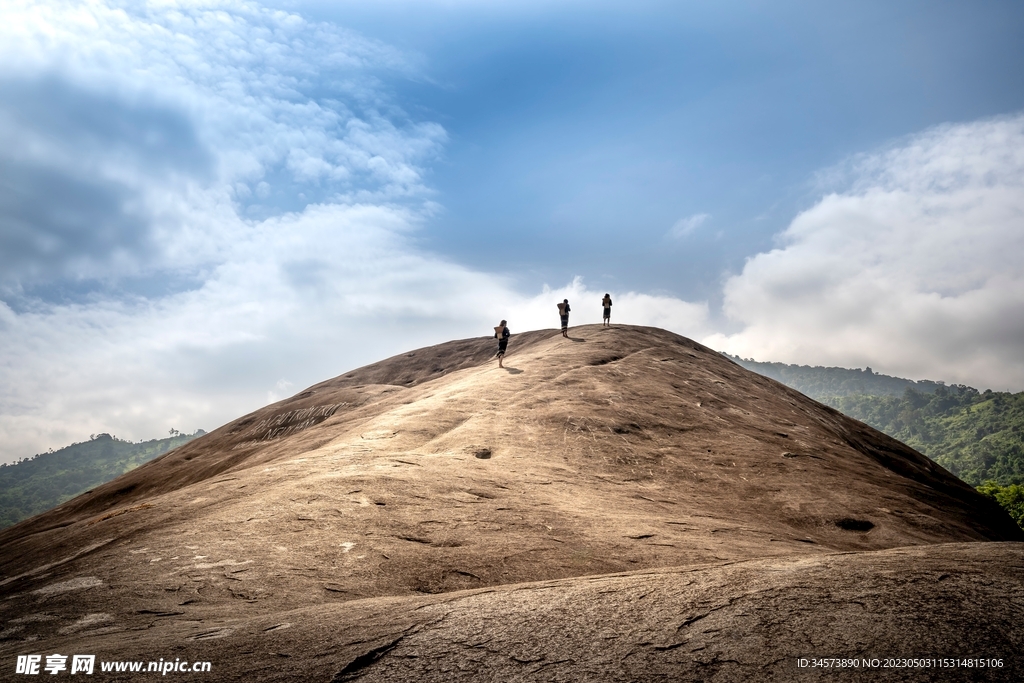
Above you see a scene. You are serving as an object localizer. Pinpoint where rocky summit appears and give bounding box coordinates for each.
[1,325,1021,681]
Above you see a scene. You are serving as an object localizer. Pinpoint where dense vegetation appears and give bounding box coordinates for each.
[977,482,1024,529]
[0,431,202,528]
[732,357,1024,529]
[827,387,1024,487]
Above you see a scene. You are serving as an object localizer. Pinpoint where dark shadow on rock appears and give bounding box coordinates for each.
[504,367,523,374]
[568,337,586,342]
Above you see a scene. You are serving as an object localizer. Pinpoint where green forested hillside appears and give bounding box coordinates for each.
[977,481,1024,529]
[731,357,1024,529]
[0,431,203,528]
[828,387,1024,487]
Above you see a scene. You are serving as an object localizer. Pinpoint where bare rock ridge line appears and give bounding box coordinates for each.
[1,324,1021,682]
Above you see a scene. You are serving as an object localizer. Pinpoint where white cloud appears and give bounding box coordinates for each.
[0,0,481,461]
[500,276,710,336]
[0,0,444,285]
[704,114,1024,391]
[0,200,711,462]
[667,213,708,239]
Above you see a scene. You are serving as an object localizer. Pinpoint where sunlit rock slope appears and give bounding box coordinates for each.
[2,325,1020,681]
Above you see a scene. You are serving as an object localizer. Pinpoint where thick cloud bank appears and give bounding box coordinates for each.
[707,115,1024,391]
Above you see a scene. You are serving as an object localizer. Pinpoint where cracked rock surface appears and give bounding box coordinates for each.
[1,325,1021,681]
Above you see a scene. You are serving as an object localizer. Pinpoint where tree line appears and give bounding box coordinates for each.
[0,431,203,528]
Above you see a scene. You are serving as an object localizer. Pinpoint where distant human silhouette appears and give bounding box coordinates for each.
[494,320,510,368]
[602,293,612,326]
[557,299,571,337]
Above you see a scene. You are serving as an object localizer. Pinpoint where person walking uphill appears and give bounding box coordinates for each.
[557,299,571,337]
[494,320,510,368]
[602,293,612,326]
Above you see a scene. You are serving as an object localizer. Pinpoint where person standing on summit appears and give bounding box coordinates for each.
[494,320,510,368]
[601,293,612,326]
[557,299,571,337]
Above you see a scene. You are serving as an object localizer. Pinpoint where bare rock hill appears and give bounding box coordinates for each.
[1,325,1021,681]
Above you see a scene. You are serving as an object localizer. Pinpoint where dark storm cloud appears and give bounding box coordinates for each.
[0,76,211,286]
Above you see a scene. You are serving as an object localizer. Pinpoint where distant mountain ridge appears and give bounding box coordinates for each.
[725,354,947,398]
[0,430,203,528]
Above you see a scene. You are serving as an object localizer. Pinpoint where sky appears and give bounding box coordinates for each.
[1,0,1024,463]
